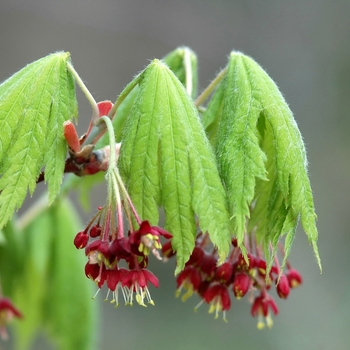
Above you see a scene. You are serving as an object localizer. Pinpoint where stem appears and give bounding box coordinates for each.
[278,242,291,269]
[274,254,281,275]
[108,73,141,121]
[184,48,193,97]
[110,171,124,239]
[99,116,116,168]
[123,197,135,233]
[67,62,99,124]
[113,168,134,232]
[100,116,125,239]
[114,169,141,225]
[194,67,227,108]
[103,207,112,242]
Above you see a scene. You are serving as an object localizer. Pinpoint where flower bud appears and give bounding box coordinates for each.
[215,262,233,284]
[276,274,290,299]
[73,231,89,249]
[233,272,251,299]
[63,120,81,153]
[286,268,303,288]
[89,224,102,238]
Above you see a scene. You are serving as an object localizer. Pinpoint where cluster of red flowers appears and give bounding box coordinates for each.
[165,234,302,329]
[74,213,172,307]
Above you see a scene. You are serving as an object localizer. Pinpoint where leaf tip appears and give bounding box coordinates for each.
[55,51,71,60]
[230,50,244,58]
[312,240,322,273]
[150,58,169,72]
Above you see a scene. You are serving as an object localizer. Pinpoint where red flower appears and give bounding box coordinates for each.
[215,262,233,284]
[161,241,176,261]
[105,267,129,306]
[286,268,303,288]
[89,224,102,238]
[251,293,278,329]
[0,298,23,340]
[85,240,113,267]
[186,246,204,267]
[129,220,172,259]
[74,231,89,249]
[198,253,217,277]
[276,274,290,299]
[108,237,132,262]
[236,253,255,270]
[122,269,159,306]
[202,283,231,322]
[85,263,106,288]
[176,266,202,301]
[233,272,251,299]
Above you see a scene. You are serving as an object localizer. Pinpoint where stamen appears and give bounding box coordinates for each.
[194,299,205,313]
[266,314,273,329]
[257,315,265,330]
[151,248,162,260]
[104,289,111,302]
[92,289,101,300]
[145,288,155,305]
[223,311,228,323]
[121,286,129,304]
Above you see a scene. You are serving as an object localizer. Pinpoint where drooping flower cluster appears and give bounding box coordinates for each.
[74,173,172,307]
[167,233,302,329]
[74,202,172,307]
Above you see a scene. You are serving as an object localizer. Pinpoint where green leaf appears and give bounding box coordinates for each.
[0,207,54,349]
[208,51,320,270]
[77,47,199,208]
[0,52,78,229]
[215,53,268,248]
[119,59,231,273]
[13,262,46,350]
[0,220,24,297]
[0,223,36,350]
[201,75,227,147]
[3,197,97,350]
[44,198,97,350]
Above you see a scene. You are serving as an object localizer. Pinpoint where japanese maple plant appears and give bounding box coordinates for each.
[0,47,321,349]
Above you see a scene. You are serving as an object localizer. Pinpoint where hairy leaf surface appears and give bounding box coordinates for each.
[204,52,320,270]
[119,60,231,272]
[0,52,77,228]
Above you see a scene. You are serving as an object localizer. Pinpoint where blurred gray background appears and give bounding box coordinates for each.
[0,0,349,349]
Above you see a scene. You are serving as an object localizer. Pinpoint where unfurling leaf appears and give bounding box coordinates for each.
[0,52,77,229]
[202,51,320,271]
[119,59,231,273]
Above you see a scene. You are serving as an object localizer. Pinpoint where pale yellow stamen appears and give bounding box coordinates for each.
[175,282,194,302]
[266,314,274,329]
